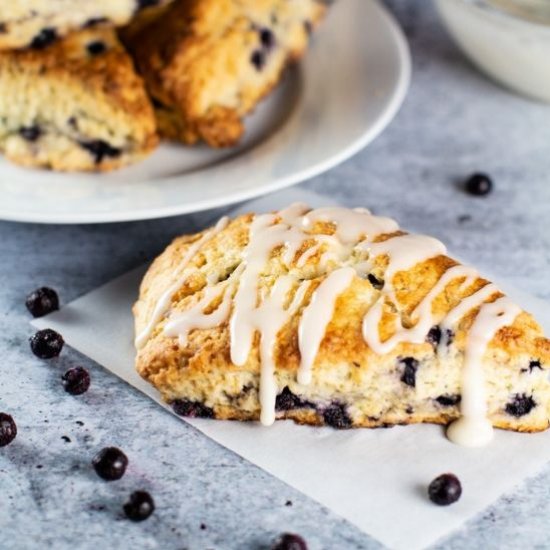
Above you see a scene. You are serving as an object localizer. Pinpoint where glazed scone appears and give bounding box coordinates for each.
[0,27,158,172]
[123,0,326,147]
[134,204,550,442]
[0,1,174,51]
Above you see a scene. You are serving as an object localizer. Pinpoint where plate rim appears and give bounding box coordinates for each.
[0,0,411,225]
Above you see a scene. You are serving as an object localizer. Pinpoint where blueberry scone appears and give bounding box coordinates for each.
[123,0,326,147]
[134,204,550,446]
[0,1,174,51]
[0,27,158,172]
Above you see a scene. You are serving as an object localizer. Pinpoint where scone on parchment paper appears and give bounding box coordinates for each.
[0,27,158,172]
[123,0,326,147]
[133,204,550,433]
[0,0,174,51]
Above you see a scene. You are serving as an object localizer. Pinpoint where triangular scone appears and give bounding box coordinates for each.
[0,28,158,172]
[122,0,326,147]
[0,1,174,50]
[134,204,550,441]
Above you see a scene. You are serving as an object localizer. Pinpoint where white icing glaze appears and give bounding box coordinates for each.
[138,204,525,445]
[447,296,521,447]
[135,216,229,349]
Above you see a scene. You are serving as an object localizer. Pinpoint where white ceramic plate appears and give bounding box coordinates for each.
[0,0,410,224]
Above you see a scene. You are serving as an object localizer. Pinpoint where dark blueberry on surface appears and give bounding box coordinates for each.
[92,447,128,481]
[83,17,108,28]
[426,326,442,347]
[259,28,275,49]
[123,490,155,521]
[61,435,71,443]
[62,367,91,395]
[428,473,462,506]
[0,413,17,447]
[87,41,106,56]
[79,140,121,164]
[528,360,542,372]
[435,394,461,407]
[444,328,454,346]
[399,357,419,387]
[19,125,42,142]
[505,394,536,417]
[30,28,57,49]
[275,387,313,411]
[465,173,493,196]
[272,533,308,550]
[367,273,384,290]
[30,329,64,359]
[251,49,266,71]
[323,403,352,429]
[25,287,59,317]
[172,399,214,419]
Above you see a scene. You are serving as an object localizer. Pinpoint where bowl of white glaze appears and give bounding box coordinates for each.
[437,0,550,103]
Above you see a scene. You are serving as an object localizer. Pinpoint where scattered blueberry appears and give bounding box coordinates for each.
[172,399,214,418]
[61,435,71,443]
[200,523,207,530]
[367,273,384,290]
[399,357,419,387]
[426,326,441,347]
[29,329,64,359]
[79,140,121,164]
[275,387,314,411]
[285,500,292,507]
[528,360,542,372]
[428,473,462,506]
[435,394,461,407]
[25,287,59,317]
[465,173,493,196]
[62,367,91,396]
[271,533,308,550]
[30,28,57,49]
[19,126,42,142]
[251,50,266,71]
[92,447,128,481]
[259,28,275,49]
[0,413,17,447]
[123,490,155,521]
[87,41,107,56]
[505,394,536,417]
[323,403,352,429]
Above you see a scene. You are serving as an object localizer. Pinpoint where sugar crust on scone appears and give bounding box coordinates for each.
[134,205,550,434]
[122,0,326,147]
[0,28,158,172]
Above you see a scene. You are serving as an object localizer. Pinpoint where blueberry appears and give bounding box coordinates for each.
[435,394,461,407]
[25,287,59,317]
[123,491,155,521]
[29,329,64,359]
[79,140,121,164]
[259,28,275,49]
[86,41,107,56]
[62,367,91,396]
[271,533,308,550]
[428,473,462,505]
[399,357,418,387]
[172,399,214,418]
[426,326,441,347]
[92,447,128,481]
[465,173,493,196]
[251,50,266,71]
[367,273,384,290]
[528,360,542,372]
[323,403,352,429]
[505,394,536,417]
[19,126,42,142]
[30,28,57,49]
[0,413,17,447]
[275,387,314,411]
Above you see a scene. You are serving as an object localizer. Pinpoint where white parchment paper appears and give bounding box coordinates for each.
[32,190,550,550]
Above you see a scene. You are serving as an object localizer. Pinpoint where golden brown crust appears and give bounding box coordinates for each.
[134,210,550,432]
[123,0,326,147]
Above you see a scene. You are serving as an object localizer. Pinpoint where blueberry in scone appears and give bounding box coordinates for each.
[122,0,327,147]
[133,204,550,441]
[0,0,174,51]
[0,28,158,171]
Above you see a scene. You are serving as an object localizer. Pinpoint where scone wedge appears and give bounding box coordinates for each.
[0,27,158,171]
[134,204,550,442]
[123,0,326,147]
